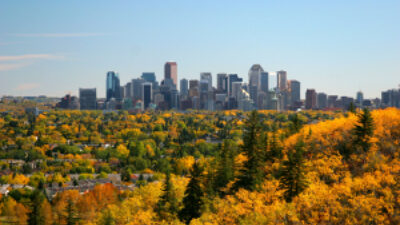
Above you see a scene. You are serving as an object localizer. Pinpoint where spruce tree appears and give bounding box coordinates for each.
[214,139,237,196]
[28,190,46,225]
[179,162,204,224]
[232,110,265,191]
[353,108,374,153]
[156,171,178,220]
[279,140,308,202]
[65,199,78,225]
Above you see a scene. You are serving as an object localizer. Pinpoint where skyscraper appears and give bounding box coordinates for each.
[248,64,264,89]
[132,78,145,101]
[356,91,364,106]
[317,92,328,109]
[142,83,152,109]
[288,80,300,105]
[277,70,287,92]
[260,72,269,94]
[106,71,121,101]
[228,74,243,96]
[180,78,189,96]
[200,72,212,91]
[79,88,97,110]
[305,89,317,109]
[217,73,228,93]
[164,62,177,87]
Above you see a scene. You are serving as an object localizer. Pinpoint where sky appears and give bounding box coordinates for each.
[0,0,399,99]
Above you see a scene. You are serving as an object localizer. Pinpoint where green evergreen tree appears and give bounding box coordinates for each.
[28,190,46,225]
[65,199,79,225]
[348,102,356,113]
[179,163,204,224]
[214,139,237,196]
[288,113,303,134]
[279,140,309,202]
[156,171,178,220]
[353,108,374,153]
[232,110,265,191]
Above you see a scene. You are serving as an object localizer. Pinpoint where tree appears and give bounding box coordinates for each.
[179,162,204,224]
[279,140,309,202]
[214,139,237,196]
[65,199,79,225]
[288,113,304,134]
[156,171,178,220]
[28,190,52,225]
[353,108,374,153]
[232,110,265,191]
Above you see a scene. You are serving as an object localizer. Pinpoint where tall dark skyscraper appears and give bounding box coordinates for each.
[217,73,228,93]
[228,74,243,96]
[164,62,177,87]
[260,72,269,94]
[277,70,287,92]
[317,92,328,109]
[79,88,97,110]
[288,80,300,104]
[132,78,145,101]
[180,78,189,96]
[106,71,121,101]
[142,83,152,109]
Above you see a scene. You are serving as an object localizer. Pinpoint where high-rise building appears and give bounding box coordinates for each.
[189,79,199,98]
[228,74,243,96]
[260,72,269,94]
[142,83,152,109]
[381,89,400,108]
[124,82,132,99]
[142,72,158,89]
[106,71,121,101]
[288,80,300,105]
[248,64,264,89]
[200,73,212,91]
[317,92,328,109]
[277,70,287,92]
[180,78,189,96]
[356,91,364,106]
[199,80,209,110]
[79,88,97,110]
[217,73,228,93]
[305,89,317,109]
[328,95,338,108]
[164,62,177,88]
[132,78,145,101]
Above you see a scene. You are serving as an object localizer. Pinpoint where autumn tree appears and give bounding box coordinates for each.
[179,162,204,224]
[28,190,53,225]
[65,198,79,225]
[279,140,308,202]
[232,110,265,191]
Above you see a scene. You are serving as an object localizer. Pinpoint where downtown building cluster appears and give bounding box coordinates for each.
[55,62,400,111]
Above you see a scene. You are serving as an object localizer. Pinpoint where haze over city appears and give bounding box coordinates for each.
[0,0,399,98]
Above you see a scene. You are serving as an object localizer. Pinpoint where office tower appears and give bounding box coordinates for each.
[217,73,228,93]
[142,83,152,109]
[328,95,338,108]
[228,74,243,96]
[164,62,177,87]
[124,82,132,99]
[189,79,199,98]
[171,89,179,109]
[288,80,300,105]
[200,72,213,91]
[200,80,209,110]
[232,82,243,100]
[317,92,328,109]
[305,89,317,109]
[106,71,121,101]
[180,78,189,96]
[277,70,287,92]
[341,96,354,110]
[79,88,97,110]
[132,78,145,101]
[248,64,264,89]
[356,91,364,106]
[141,72,158,89]
[260,72,269,94]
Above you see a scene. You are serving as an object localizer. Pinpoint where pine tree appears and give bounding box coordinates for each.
[156,171,178,220]
[348,102,356,113]
[28,190,46,225]
[279,140,308,202]
[65,199,78,225]
[232,110,265,192]
[288,113,303,134]
[214,139,237,196]
[179,162,204,224]
[353,108,374,153]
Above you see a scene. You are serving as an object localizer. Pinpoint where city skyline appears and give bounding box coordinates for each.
[1,1,399,98]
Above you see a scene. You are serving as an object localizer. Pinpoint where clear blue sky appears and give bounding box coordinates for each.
[0,0,399,98]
